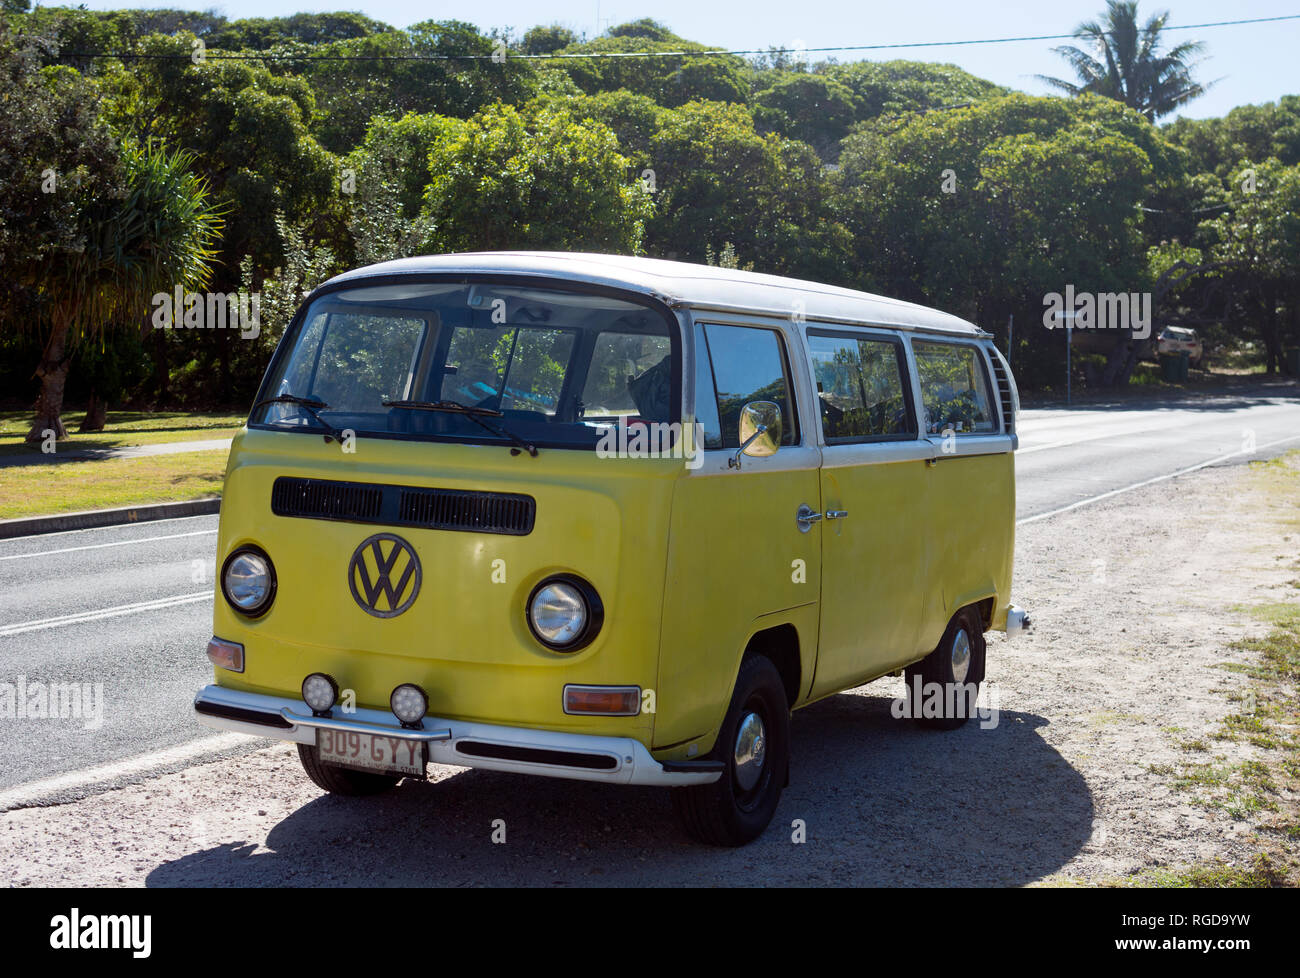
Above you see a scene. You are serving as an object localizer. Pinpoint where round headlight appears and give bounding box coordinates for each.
[302,673,338,714]
[526,577,603,651]
[221,547,276,617]
[390,684,428,726]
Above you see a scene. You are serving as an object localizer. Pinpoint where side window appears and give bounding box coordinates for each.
[701,323,798,449]
[912,340,996,434]
[691,323,723,449]
[808,332,914,442]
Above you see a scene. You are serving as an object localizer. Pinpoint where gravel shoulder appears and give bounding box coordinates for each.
[2,455,1297,887]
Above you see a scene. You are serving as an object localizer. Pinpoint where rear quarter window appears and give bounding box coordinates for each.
[912,340,996,435]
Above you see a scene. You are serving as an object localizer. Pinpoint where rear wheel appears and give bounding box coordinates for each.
[672,655,790,846]
[904,607,986,731]
[296,743,401,796]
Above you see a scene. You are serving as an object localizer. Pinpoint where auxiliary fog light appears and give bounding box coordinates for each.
[301,673,339,715]
[390,684,429,727]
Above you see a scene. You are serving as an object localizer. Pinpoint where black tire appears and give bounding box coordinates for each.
[296,743,401,796]
[671,655,790,846]
[904,607,986,731]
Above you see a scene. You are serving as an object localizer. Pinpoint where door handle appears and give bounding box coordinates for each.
[825,510,849,520]
[796,504,823,532]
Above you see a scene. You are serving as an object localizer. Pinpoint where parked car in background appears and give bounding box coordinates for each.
[1156,326,1204,368]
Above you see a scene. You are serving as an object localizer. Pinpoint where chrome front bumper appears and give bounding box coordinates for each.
[194,684,721,787]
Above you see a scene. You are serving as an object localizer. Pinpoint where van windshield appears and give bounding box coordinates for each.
[253,281,678,450]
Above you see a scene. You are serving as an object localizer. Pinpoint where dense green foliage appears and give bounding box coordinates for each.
[0,5,1296,433]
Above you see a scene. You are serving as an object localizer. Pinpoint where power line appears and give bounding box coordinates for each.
[62,13,1300,64]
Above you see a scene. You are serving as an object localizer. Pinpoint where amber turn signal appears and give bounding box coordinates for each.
[205,636,244,673]
[562,685,641,716]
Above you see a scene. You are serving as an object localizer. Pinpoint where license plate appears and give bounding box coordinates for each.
[317,728,425,776]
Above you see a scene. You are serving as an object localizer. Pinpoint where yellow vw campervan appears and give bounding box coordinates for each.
[195,253,1029,846]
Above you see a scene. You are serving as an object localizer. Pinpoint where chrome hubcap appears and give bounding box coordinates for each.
[951,629,972,683]
[733,711,767,792]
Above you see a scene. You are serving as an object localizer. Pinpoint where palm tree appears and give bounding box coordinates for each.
[26,142,223,442]
[1038,1,1213,120]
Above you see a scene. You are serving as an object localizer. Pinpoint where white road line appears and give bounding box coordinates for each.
[0,591,212,637]
[0,529,216,561]
[1017,432,1300,526]
[0,732,257,811]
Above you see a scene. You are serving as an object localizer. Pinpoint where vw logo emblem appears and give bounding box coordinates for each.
[348,533,421,618]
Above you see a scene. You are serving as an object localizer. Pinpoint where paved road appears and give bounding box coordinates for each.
[0,380,1296,797]
[1015,381,1300,520]
[0,516,222,793]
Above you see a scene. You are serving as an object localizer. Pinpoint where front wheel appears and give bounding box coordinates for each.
[671,655,790,846]
[296,743,402,796]
[904,607,987,731]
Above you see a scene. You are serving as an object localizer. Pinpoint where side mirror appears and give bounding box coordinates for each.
[730,401,782,468]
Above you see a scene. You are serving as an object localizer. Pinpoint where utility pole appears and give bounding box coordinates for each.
[1007,314,1013,371]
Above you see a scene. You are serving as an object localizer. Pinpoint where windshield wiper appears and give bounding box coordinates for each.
[253,394,345,444]
[383,399,539,457]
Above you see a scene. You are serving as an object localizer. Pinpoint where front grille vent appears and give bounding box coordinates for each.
[271,478,383,522]
[271,477,534,536]
[398,487,535,536]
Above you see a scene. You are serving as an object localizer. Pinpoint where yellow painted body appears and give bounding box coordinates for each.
[211,326,1015,764]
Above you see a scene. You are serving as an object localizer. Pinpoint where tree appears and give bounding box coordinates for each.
[0,25,119,432]
[210,13,392,50]
[520,24,577,56]
[547,89,662,167]
[824,60,1008,121]
[239,213,339,367]
[0,27,117,318]
[421,103,652,253]
[752,73,859,160]
[1199,160,1300,373]
[103,32,338,283]
[284,20,538,153]
[834,94,1177,387]
[555,21,750,108]
[20,142,223,440]
[99,32,341,403]
[1038,1,1212,120]
[1164,97,1300,177]
[643,100,851,281]
[343,113,454,265]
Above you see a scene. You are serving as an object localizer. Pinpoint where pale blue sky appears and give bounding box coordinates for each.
[65,0,1300,119]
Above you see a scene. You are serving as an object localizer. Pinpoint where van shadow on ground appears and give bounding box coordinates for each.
[147,690,1093,887]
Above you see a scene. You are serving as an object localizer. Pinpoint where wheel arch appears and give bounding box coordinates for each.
[742,622,801,710]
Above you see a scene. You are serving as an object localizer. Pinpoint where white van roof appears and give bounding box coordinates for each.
[322,251,986,338]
